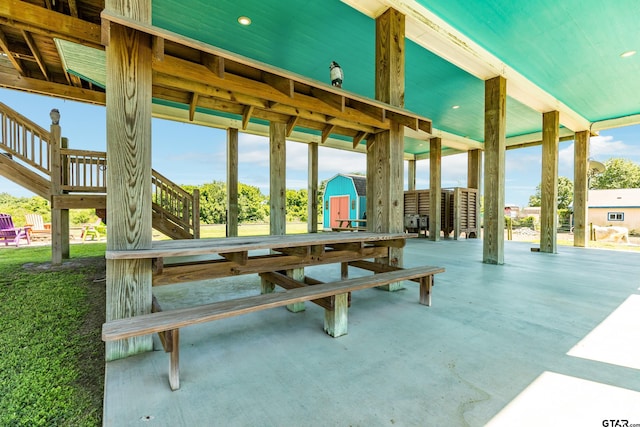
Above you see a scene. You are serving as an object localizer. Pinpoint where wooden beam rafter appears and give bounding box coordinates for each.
[67,0,79,18]
[188,92,198,121]
[321,124,336,143]
[0,28,25,75]
[202,52,224,78]
[286,115,299,137]
[241,105,254,130]
[0,0,102,48]
[310,87,345,112]
[21,30,49,80]
[262,72,293,98]
[353,131,367,149]
[152,36,164,62]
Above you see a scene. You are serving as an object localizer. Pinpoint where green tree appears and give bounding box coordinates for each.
[590,158,640,189]
[197,181,227,224]
[238,183,268,222]
[286,189,308,221]
[528,176,573,209]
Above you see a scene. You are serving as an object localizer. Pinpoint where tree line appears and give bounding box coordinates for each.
[528,158,640,209]
[1,181,319,227]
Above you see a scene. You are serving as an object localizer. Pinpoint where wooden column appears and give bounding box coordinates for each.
[105,0,153,360]
[307,142,318,233]
[269,122,286,236]
[369,7,405,291]
[50,123,69,265]
[226,128,239,237]
[573,130,589,247]
[483,76,506,264]
[408,158,416,191]
[467,148,482,240]
[540,111,560,253]
[429,137,442,241]
[467,149,482,190]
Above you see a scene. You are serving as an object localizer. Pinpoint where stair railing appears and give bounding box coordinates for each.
[0,102,52,175]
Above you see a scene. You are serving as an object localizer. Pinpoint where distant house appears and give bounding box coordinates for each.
[322,174,366,230]
[588,189,640,232]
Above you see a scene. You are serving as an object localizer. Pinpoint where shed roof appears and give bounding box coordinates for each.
[588,189,640,208]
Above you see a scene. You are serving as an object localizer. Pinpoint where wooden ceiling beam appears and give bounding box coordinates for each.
[386,110,418,130]
[67,0,79,18]
[0,70,105,104]
[21,30,49,81]
[0,28,25,76]
[102,10,432,133]
[262,72,293,98]
[154,55,391,130]
[0,0,102,48]
[152,36,164,62]
[310,87,345,112]
[202,52,224,78]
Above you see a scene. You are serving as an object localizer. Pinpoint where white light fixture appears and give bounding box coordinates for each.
[620,50,636,58]
[238,16,252,26]
[452,105,460,109]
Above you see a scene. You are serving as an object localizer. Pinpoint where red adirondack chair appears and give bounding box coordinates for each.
[0,213,31,247]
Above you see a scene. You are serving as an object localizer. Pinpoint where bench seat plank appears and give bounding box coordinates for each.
[102,265,444,391]
[103,266,443,341]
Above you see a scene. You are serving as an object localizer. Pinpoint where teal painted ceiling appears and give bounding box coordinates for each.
[416,0,640,122]
[152,0,546,147]
[59,0,639,155]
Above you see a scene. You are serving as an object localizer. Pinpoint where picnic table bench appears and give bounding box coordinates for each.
[102,232,445,390]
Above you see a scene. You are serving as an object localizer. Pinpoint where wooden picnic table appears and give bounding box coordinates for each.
[103,231,448,391]
[107,232,408,285]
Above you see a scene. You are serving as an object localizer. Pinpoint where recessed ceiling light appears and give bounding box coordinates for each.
[238,16,252,26]
[452,105,460,109]
[620,50,636,58]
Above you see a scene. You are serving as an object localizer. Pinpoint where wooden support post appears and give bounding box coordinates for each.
[270,122,286,236]
[324,293,348,337]
[307,142,318,233]
[105,0,153,361]
[369,7,405,291]
[286,268,305,313]
[573,130,589,247]
[429,137,442,241]
[467,149,482,190]
[264,121,289,296]
[483,76,506,264]
[50,125,69,264]
[192,189,200,239]
[227,128,239,237]
[408,158,416,191]
[419,275,433,306]
[169,329,179,391]
[540,111,560,253]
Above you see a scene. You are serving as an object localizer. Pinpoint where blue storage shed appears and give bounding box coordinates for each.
[322,174,367,230]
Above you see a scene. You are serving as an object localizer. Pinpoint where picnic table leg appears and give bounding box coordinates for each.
[169,329,180,391]
[340,262,352,307]
[324,293,348,337]
[286,268,305,313]
[419,275,433,306]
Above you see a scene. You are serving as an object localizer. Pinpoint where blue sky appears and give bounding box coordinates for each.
[1,88,639,207]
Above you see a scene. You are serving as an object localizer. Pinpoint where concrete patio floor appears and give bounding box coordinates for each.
[103,238,640,426]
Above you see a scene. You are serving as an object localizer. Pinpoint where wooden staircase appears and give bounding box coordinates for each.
[0,102,200,240]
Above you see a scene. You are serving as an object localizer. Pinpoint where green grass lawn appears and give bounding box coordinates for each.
[0,243,106,427]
